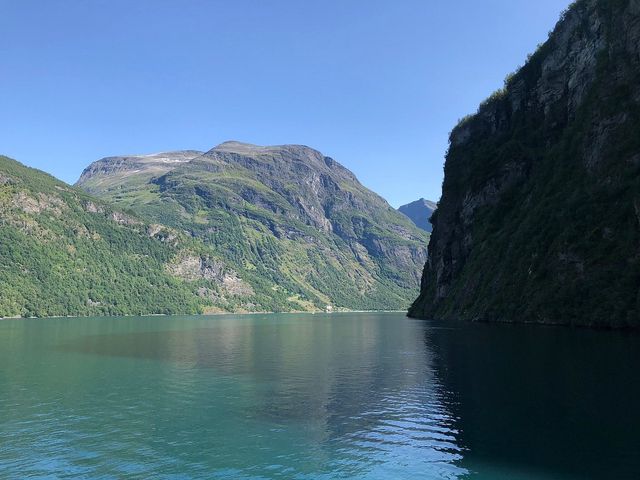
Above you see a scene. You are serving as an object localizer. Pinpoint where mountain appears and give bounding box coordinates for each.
[0,155,240,318]
[410,0,640,328]
[398,198,437,232]
[77,141,430,311]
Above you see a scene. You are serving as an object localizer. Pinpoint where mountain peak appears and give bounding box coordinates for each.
[415,198,437,209]
[211,141,320,157]
[205,141,354,178]
[213,140,260,151]
[398,198,437,233]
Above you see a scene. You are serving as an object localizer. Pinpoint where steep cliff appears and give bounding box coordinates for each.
[78,142,430,311]
[410,0,640,327]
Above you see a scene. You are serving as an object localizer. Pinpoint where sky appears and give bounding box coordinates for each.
[0,0,573,207]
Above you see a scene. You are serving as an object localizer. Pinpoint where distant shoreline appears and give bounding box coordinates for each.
[0,310,407,321]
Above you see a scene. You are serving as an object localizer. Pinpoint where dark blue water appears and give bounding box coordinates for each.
[1,313,638,479]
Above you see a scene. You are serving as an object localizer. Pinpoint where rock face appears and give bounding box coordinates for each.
[166,254,254,297]
[77,141,430,311]
[410,0,640,328]
[398,198,437,232]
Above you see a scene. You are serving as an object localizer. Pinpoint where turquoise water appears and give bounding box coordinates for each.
[1,313,638,479]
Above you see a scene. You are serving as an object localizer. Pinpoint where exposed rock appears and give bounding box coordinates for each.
[167,254,253,297]
[0,174,14,186]
[167,254,225,282]
[147,224,178,245]
[221,275,254,297]
[110,211,141,226]
[84,201,104,214]
[13,191,66,216]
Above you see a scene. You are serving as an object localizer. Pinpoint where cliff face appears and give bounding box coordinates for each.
[78,142,430,311]
[410,0,640,327]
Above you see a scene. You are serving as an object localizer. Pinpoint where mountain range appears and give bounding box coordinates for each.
[0,142,430,317]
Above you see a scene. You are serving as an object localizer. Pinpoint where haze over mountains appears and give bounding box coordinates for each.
[410,0,640,328]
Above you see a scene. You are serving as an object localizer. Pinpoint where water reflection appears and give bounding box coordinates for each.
[426,322,640,479]
[1,314,467,479]
[3,315,639,478]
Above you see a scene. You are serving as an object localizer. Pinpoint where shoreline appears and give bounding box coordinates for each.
[0,310,408,321]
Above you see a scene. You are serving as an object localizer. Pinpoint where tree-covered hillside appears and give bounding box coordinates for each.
[0,155,259,317]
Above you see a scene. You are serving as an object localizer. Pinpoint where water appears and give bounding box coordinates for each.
[1,313,638,479]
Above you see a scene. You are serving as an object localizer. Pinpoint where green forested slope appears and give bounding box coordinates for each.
[0,156,250,317]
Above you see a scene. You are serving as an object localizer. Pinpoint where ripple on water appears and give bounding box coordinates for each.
[2,313,638,479]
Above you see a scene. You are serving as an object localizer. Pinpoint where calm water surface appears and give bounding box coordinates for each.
[1,313,638,479]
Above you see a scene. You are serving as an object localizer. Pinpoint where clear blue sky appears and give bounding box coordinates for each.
[0,0,572,207]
